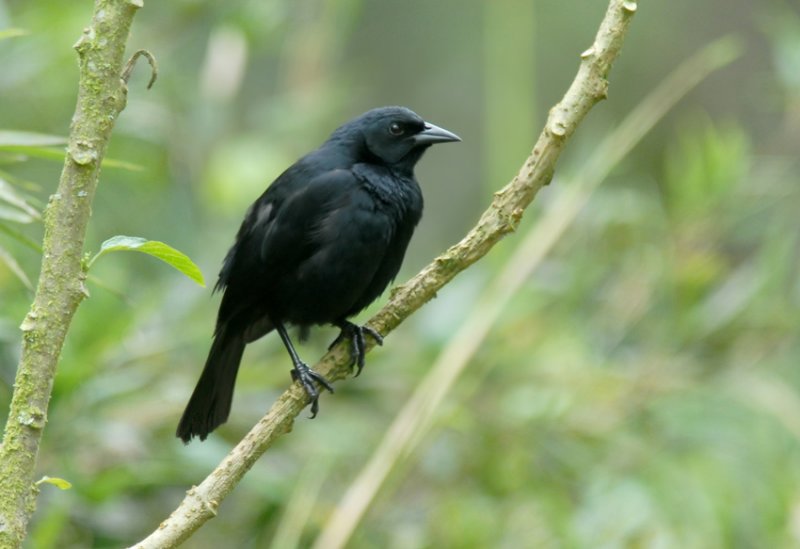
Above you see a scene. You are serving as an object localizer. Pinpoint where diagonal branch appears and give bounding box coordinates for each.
[312,36,744,549]
[131,0,638,547]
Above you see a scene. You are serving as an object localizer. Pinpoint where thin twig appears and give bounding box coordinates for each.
[121,49,158,89]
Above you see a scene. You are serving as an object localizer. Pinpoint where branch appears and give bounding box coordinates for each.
[0,1,144,546]
[131,1,637,546]
[312,36,745,549]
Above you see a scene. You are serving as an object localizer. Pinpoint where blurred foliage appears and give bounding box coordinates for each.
[1,0,800,548]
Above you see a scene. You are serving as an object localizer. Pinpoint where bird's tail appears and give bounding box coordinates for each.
[176,326,245,443]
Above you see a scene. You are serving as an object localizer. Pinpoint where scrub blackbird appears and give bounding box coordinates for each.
[176,106,460,443]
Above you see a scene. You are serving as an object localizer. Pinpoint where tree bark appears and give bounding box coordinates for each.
[0,1,143,546]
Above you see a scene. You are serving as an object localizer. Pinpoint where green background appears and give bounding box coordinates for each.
[2,1,799,547]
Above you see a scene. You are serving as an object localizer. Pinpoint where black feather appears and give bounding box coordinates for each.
[176,106,459,443]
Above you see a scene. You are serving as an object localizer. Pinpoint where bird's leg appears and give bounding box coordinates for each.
[330,320,384,377]
[275,322,334,418]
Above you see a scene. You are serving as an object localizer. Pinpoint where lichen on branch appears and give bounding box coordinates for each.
[0,1,143,546]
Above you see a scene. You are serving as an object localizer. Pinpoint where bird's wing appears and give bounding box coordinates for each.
[261,168,396,285]
[214,165,319,292]
[257,169,366,265]
[272,170,396,318]
[216,168,395,324]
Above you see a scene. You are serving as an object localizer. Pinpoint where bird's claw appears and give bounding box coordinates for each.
[291,362,334,418]
[330,321,383,377]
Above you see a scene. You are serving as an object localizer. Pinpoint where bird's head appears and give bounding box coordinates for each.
[333,106,460,170]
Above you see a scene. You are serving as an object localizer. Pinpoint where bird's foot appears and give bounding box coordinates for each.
[291,362,334,418]
[330,321,384,377]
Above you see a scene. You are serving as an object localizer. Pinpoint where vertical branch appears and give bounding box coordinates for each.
[0,1,143,546]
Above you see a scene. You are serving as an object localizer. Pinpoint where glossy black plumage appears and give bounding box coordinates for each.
[177,106,460,443]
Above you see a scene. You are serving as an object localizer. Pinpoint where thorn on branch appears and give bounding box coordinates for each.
[122,49,158,90]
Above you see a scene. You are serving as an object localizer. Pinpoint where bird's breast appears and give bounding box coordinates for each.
[351,164,423,225]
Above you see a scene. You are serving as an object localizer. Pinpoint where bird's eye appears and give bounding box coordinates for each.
[389,122,404,136]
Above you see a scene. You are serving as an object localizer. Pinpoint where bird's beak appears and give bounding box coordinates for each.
[413,122,461,145]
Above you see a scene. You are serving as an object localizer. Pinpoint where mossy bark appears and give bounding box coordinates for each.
[0,1,141,546]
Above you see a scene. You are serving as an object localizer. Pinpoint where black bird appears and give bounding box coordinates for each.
[177,106,460,443]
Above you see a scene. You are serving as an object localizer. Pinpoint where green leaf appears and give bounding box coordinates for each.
[0,177,41,223]
[0,244,33,290]
[98,156,145,171]
[0,144,144,171]
[0,222,42,252]
[0,28,29,41]
[0,169,42,193]
[36,476,72,490]
[0,131,66,148]
[0,205,35,223]
[90,235,206,287]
